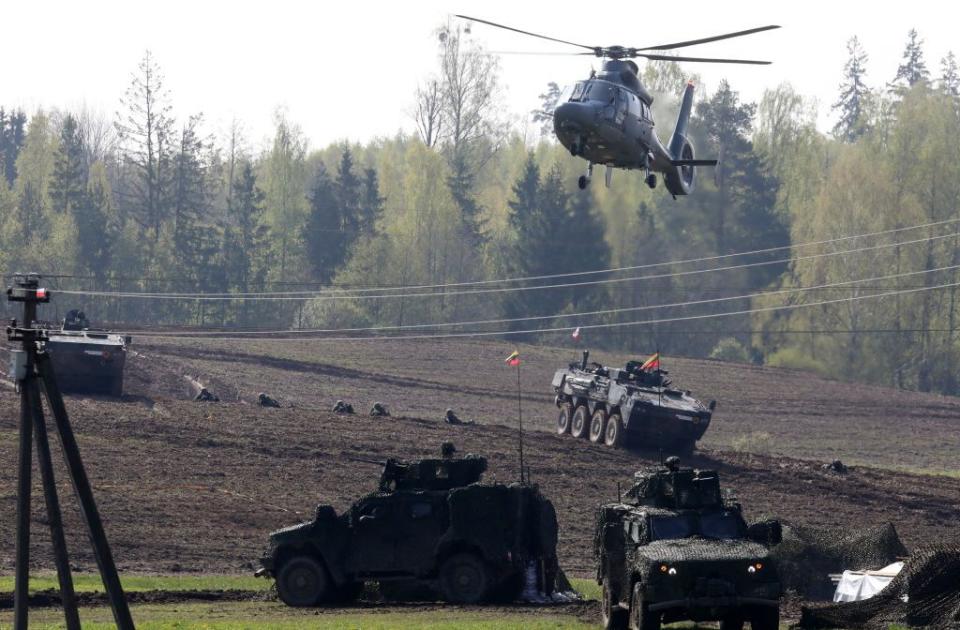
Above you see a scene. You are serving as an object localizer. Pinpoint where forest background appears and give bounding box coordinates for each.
[2,25,960,394]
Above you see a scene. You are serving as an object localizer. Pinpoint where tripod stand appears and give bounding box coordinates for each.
[7,274,134,629]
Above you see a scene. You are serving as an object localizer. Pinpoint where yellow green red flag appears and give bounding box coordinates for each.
[640,352,660,371]
[505,349,520,366]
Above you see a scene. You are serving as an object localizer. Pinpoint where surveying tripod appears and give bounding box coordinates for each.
[6,273,134,629]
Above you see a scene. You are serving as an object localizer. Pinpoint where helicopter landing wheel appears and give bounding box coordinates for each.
[645,173,657,189]
[578,175,590,190]
[570,142,580,157]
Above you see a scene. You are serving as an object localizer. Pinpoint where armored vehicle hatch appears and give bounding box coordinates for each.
[44,310,128,397]
[257,444,569,607]
[595,460,782,630]
[552,351,715,453]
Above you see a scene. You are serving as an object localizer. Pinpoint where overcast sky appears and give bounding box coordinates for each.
[4,0,957,151]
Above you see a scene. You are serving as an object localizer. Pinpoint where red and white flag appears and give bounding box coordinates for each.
[571,327,581,341]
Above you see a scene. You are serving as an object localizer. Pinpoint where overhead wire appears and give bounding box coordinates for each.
[128,279,960,342]
[55,230,960,302]
[122,263,960,337]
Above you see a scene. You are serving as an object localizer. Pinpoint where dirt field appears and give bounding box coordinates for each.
[1,336,958,584]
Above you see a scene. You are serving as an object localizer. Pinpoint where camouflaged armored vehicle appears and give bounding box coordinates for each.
[256,445,564,607]
[552,351,714,453]
[595,459,782,630]
[45,310,129,397]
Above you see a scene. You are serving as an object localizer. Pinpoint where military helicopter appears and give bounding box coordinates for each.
[456,15,779,195]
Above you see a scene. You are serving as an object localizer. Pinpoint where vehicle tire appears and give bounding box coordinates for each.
[749,606,779,630]
[438,553,490,604]
[589,409,607,443]
[601,581,628,630]
[719,614,744,630]
[604,413,624,448]
[557,403,573,435]
[276,555,330,607]
[570,405,591,439]
[629,582,660,630]
[578,175,590,190]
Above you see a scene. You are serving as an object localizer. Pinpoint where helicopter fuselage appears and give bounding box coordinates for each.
[553,65,677,178]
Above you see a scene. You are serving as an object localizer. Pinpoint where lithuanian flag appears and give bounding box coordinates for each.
[640,352,660,371]
[505,349,521,366]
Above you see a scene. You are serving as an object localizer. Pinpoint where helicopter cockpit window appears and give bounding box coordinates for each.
[570,82,587,101]
[586,82,614,103]
[559,84,574,104]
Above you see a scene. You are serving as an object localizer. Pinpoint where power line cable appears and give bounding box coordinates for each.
[55,231,959,302]
[123,264,960,337]
[128,279,960,342]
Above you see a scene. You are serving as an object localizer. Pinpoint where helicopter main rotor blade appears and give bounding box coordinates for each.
[488,50,593,56]
[640,53,772,65]
[637,25,780,52]
[455,15,597,52]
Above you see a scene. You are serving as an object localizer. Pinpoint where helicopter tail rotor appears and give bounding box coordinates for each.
[664,82,714,196]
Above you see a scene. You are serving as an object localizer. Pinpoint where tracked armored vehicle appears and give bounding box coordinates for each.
[552,351,715,453]
[595,459,782,630]
[44,310,128,397]
[256,444,566,607]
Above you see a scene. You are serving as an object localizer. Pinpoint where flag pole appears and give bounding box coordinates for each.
[516,360,525,485]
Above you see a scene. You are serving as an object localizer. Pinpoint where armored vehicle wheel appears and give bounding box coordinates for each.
[749,606,779,630]
[570,405,591,439]
[604,413,624,448]
[277,555,330,607]
[601,581,628,630]
[629,582,660,630]
[438,552,490,604]
[557,403,573,434]
[589,409,607,443]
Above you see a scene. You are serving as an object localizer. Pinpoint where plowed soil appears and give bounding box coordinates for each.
[1,336,958,582]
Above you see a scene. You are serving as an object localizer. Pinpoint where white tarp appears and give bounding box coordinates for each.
[833,561,904,602]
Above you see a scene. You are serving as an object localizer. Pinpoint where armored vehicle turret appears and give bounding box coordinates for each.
[595,459,782,630]
[552,351,715,453]
[44,310,129,397]
[256,444,565,607]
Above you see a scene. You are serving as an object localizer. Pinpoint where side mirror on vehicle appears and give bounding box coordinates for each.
[747,519,782,546]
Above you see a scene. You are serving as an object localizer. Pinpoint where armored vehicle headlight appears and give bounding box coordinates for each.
[659,564,678,576]
[747,562,763,574]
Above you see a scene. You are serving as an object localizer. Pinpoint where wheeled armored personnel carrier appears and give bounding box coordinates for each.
[256,444,565,607]
[44,310,129,397]
[552,351,715,453]
[595,459,782,630]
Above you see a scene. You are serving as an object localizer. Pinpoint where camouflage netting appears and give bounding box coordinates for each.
[772,522,908,600]
[796,543,960,629]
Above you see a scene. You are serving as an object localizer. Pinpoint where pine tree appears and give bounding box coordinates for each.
[171,114,209,268]
[832,36,871,142]
[0,108,27,186]
[73,163,115,281]
[335,148,362,238]
[359,167,384,235]
[890,29,930,92]
[303,164,343,284]
[115,50,175,241]
[50,114,88,215]
[225,162,268,325]
[563,184,609,311]
[504,154,542,325]
[940,51,960,98]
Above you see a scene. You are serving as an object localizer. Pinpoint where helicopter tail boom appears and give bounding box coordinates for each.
[670,159,718,167]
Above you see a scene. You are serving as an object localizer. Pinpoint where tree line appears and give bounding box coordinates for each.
[2,27,959,395]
